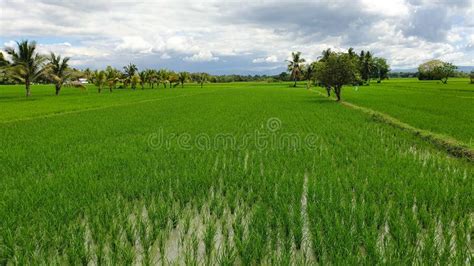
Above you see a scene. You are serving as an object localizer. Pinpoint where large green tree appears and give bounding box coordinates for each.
[5,40,47,96]
[287,51,305,87]
[359,50,374,84]
[418,60,457,83]
[372,57,390,83]
[433,62,457,84]
[314,51,358,101]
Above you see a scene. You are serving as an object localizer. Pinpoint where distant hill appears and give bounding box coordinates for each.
[392,66,474,73]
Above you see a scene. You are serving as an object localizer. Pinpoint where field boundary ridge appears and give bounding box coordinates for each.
[310,88,474,162]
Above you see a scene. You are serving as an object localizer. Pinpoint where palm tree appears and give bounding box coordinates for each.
[348,47,356,58]
[138,70,148,89]
[83,68,92,81]
[158,69,170,88]
[0,52,9,67]
[91,70,106,93]
[46,52,72,95]
[197,72,209,88]
[303,63,315,89]
[178,72,189,88]
[105,66,120,92]
[123,63,138,88]
[286,51,305,87]
[145,69,158,89]
[5,40,47,96]
[321,48,332,61]
[130,75,141,90]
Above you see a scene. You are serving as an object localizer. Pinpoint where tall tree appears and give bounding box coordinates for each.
[123,63,138,88]
[194,72,209,88]
[286,51,305,87]
[146,69,158,89]
[178,72,190,88]
[158,69,170,88]
[105,66,120,92]
[372,57,390,83]
[302,63,315,89]
[91,70,107,93]
[5,40,47,96]
[314,52,358,101]
[168,72,179,88]
[319,49,332,95]
[138,70,148,89]
[359,50,373,84]
[0,52,9,67]
[130,75,140,90]
[0,52,11,84]
[433,62,457,84]
[46,52,72,95]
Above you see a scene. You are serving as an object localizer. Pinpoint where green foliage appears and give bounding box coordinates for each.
[90,70,107,93]
[418,60,457,83]
[4,40,47,96]
[313,51,359,101]
[287,51,305,87]
[46,52,74,95]
[371,57,390,82]
[130,74,141,90]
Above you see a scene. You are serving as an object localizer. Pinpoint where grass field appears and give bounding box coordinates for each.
[0,81,473,264]
[320,78,474,147]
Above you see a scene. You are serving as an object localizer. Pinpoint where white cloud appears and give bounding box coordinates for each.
[0,0,472,72]
[252,55,278,63]
[115,36,153,54]
[160,53,171,59]
[183,51,219,62]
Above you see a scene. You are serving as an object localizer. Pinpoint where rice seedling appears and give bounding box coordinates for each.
[0,81,472,264]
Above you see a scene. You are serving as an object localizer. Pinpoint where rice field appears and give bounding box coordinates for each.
[327,78,474,147]
[0,81,473,264]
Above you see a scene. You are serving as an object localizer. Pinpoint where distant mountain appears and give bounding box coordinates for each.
[391,66,474,73]
[456,66,474,73]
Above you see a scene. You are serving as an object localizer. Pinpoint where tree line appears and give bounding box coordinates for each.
[0,40,469,99]
[286,49,390,101]
[0,40,295,96]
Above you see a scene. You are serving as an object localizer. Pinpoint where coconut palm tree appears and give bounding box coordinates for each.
[158,69,170,88]
[286,51,305,87]
[123,63,138,89]
[105,66,120,92]
[5,40,47,96]
[130,75,141,90]
[321,48,332,61]
[168,71,179,88]
[146,69,158,89]
[139,70,148,89]
[46,52,73,95]
[178,72,190,88]
[91,70,107,93]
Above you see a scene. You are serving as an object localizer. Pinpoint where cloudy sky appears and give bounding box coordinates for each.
[1,0,473,74]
